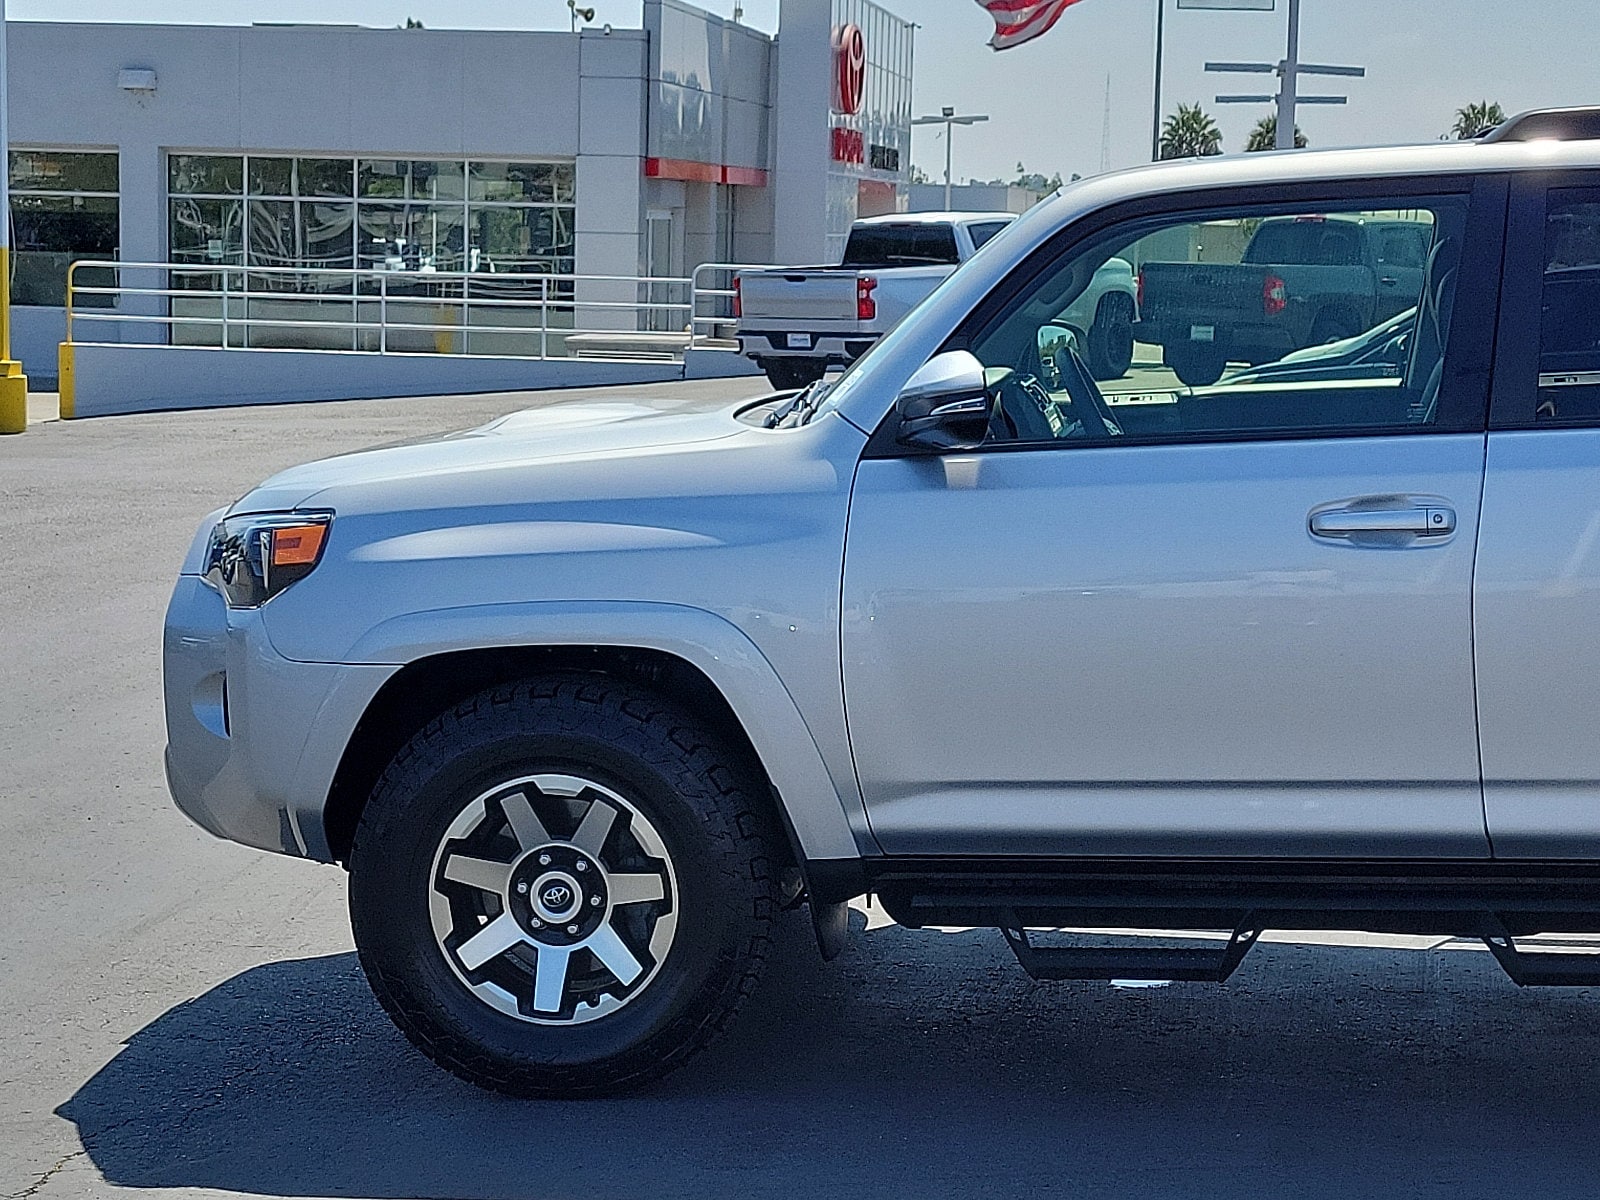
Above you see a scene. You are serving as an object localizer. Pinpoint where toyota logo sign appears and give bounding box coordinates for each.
[834,23,866,116]
[542,884,573,910]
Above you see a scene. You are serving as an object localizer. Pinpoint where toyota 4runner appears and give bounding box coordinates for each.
[166,107,1600,1097]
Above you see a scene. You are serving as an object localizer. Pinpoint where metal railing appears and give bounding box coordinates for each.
[65,259,779,360]
[687,262,768,350]
[64,260,770,361]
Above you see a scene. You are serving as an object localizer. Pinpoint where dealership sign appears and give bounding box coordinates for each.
[834,23,865,116]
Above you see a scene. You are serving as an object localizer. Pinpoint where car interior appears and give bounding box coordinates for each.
[972,204,1468,444]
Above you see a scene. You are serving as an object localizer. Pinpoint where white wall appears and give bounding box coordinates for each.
[5,20,658,367]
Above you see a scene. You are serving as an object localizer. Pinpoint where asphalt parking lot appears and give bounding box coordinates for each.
[6,379,1600,1200]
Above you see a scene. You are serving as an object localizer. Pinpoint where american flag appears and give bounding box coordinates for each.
[975,0,1087,51]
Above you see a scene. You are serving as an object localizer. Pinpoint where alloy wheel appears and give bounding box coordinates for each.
[427,773,678,1024]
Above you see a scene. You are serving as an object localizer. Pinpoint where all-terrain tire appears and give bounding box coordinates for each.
[348,674,780,1098]
[1086,294,1136,381]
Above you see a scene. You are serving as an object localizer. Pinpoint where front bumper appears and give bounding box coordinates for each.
[163,572,397,861]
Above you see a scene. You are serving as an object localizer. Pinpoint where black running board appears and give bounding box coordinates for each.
[997,911,1600,988]
[1480,916,1600,986]
[1000,909,1264,983]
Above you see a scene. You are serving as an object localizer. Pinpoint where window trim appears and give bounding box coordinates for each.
[1489,172,1600,431]
[864,173,1509,458]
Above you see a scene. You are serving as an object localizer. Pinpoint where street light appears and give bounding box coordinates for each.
[0,0,26,435]
[1205,0,1364,149]
[913,107,989,211]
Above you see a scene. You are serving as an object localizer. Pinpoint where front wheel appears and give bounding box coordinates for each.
[349,675,780,1098]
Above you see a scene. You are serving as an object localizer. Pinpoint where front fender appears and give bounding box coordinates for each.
[338,599,871,863]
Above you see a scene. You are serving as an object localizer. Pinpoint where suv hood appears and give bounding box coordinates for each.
[231,398,749,513]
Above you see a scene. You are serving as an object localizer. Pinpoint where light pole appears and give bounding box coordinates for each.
[913,107,989,210]
[1206,0,1364,149]
[0,0,25,435]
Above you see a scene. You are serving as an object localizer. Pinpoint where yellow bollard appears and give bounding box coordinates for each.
[0,246,27,434]
[0,359,26,435]
[57,341,74,420]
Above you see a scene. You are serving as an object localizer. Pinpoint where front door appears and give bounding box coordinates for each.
[841,182,1505,858]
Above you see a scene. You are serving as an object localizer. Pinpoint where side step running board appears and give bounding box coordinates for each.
[1480,916,1600,986]
[999,909,1264,983]
[998,911,1600,987]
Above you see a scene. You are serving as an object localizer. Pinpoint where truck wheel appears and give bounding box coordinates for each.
[760,358,827,392]
[349,675,780,1098]
[1165,343,1227,387]
[1309,310,1360,346]
[1086,295,1135,381]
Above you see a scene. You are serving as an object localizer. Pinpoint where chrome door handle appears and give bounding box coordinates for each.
[1310,505,1455,538]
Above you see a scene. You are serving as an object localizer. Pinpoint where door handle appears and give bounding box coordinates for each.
[1310,505,1455,539]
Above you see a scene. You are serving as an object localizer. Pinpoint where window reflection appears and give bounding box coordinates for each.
[166,153,577,351]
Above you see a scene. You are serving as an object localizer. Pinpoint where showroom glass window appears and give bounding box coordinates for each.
[9,149,119,308]
[168,154,575,278]
[166,154,576,348]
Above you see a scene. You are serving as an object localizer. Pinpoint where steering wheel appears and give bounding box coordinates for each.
[1048,340,1122,439]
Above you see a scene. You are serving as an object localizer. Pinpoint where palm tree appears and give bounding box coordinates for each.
[1448,101,1506,140]
[1245,115,1307,152]
[1159,103,1223,160]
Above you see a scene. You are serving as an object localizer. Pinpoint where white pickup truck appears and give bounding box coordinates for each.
[736,213,1139,391]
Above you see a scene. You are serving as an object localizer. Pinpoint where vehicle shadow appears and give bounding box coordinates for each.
[59,913,1600,1199]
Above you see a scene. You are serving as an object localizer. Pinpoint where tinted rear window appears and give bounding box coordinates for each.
[1243,220,1363,266]
[967,221,1010,249]
[842,224,961,267]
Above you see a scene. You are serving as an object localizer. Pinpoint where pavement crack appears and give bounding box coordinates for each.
[5,1149,87,1200]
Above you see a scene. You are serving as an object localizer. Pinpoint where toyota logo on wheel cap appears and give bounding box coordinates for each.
[542,883,573,911]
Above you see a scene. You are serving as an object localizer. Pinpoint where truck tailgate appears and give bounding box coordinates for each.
[1139,262,1271,329]
[739,271,860,323]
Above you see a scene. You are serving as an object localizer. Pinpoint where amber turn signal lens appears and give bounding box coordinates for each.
[270,524,328,567]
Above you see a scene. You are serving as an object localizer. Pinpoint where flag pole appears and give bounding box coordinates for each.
[1150,0,1166,161]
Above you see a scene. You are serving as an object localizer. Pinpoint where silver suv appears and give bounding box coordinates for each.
[165,108,1600,1097]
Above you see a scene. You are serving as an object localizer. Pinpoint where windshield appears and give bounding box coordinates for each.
[842,223,961,267]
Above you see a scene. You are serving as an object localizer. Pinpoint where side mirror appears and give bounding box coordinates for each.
[895,350,991,451]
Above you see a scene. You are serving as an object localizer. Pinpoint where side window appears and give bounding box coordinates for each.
[966,198,1468,446]
[968,221,1010,250]
[1375,226,1429,269]
[1535,192,1600,421]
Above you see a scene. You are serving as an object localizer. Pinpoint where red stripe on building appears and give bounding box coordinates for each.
[644,157,769,187]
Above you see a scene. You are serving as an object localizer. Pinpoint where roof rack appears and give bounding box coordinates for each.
[1482,106,1600,143]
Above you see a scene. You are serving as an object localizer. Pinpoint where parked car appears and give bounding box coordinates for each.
[736,214,1139,389]
[1138,212,1433,385]
[167,107,1600,1100]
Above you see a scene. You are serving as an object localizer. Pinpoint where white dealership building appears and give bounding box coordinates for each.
[6,0,915,389]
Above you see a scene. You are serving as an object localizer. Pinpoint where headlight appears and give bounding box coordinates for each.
[203,511,333,608]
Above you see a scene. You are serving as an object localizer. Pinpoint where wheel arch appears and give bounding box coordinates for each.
[316,604,867,883]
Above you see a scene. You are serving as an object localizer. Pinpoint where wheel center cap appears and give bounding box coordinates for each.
[532,872,581,921]
[507,844,609,941]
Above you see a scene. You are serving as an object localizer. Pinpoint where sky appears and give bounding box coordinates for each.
[10,0,1600,183]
